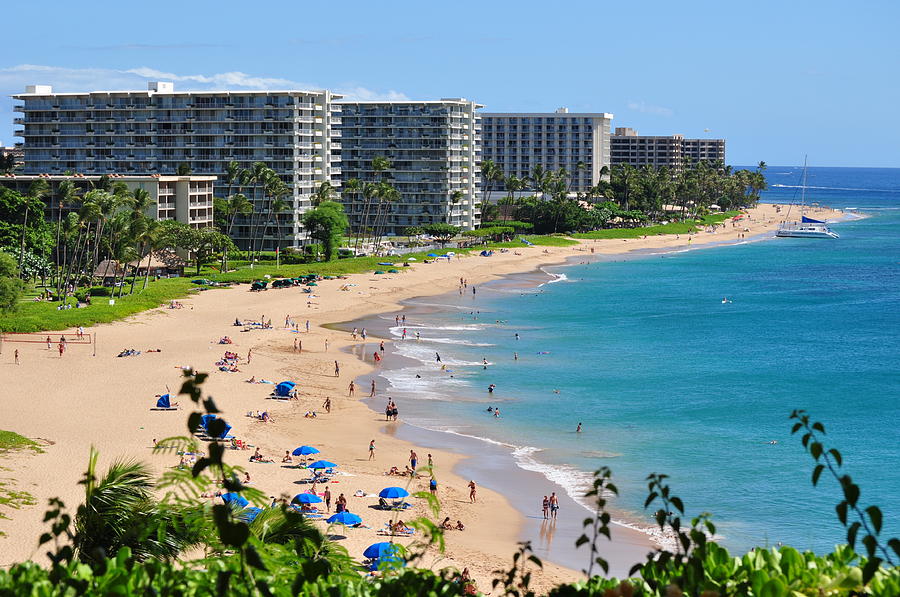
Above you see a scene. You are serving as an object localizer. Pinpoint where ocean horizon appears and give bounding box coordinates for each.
[346,166,900,570]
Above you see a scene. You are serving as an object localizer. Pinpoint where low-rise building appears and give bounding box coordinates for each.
[0,173,216,228]
[610,128,725,171]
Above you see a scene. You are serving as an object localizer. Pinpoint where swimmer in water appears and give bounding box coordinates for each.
[576,422,582,433]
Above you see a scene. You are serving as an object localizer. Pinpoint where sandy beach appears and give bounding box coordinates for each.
[0,203,844,591]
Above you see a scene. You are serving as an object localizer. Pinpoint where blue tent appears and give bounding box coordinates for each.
[327,511,362,525]
[213,423,232,439]
[363,542,400,559]
[240,507,263,522]
[221,493,249,508]
[308,460,337,470]
[292,493,323,504]
[378,487,409,499]
[275,381,296,397]
[292,446,320,456]
[156,394,171,408]
[199,414,218,430]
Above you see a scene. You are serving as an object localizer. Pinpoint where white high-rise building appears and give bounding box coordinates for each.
[337,99,482,235]
[480,108,613,193]
[12,82,341,249]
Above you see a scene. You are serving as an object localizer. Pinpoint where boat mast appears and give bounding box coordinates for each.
[800,155,808,216]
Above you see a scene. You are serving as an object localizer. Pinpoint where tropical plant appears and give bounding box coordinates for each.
[301,201,349,261]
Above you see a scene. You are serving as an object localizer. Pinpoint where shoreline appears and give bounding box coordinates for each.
[0,203,847,590]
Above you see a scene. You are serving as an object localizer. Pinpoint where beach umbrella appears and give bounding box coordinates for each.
[363,542,400,559]
[327,511,362,525]
[292,446,320,456]
[378,487,409,499]
[368,556,405,571]
[308,460,337,470]
[221,493,249,508]
[426,253,438,257]
[292,493,323,504]
[407,257,416,261]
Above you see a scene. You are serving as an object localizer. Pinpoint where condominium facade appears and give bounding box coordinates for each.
[12,82,341,249]
[610,128,725,171]
[0,173,216,228]
[480,108,614,193]
[338,99,482,235]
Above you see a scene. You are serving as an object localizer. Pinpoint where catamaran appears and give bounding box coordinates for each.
[776,158,839,239]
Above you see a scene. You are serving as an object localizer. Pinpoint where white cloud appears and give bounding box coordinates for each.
[0,64,408,100]
[626,100,674,117]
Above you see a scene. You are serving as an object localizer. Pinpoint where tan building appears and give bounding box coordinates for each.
[610,127,725,171]
[0,173,215,228]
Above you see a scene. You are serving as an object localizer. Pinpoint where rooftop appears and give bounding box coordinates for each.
[12,82,340,99]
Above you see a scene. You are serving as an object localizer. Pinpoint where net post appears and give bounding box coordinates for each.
[93,332,96,357]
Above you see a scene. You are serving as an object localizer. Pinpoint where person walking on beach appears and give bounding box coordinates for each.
[361,328,367,340]
[324,338,329,351]
[427,453,433,470]
[334,360,340,377]
[395,315,400,326]
[348,381,355,396]
[368,439,376,460]
[306,320,310,333]
[46,336,52,350]
[549,492,559,519]
[379,340,385,353]
[247,349,252,364]
[58,342,65,357]
[468,480,477,503]
[323,397,331,413]
[435,352,441,363]
[402,328,407,340]
[351,327,358,340]
[542,496,550,519]
[430,477,437,495]
[293,338,298,352]
[323,487,331,512]
[409,450,418,475]
[14,349,19,365]
[370,379,376,397]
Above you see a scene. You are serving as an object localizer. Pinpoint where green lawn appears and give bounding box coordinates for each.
[0,277,201,333]
[483,234,579,248]
[0,430,42,533]
[571,211,740,240]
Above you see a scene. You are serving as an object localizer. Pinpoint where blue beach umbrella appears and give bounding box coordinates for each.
[363,542,400,559]
[308,460,337,470]
[369,556,405,571]
[292,493,323,504]
[378,487,409,499]
[327,511,362,525]
[426,253,438,257]
[292,446,320,456]
[221,493,249,508]
[240,507,263,523]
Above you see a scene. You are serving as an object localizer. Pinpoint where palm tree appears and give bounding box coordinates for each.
[20,179,49,273]
[74,450,202,566]
[480,159,503,205]
[225,193,253,236]
[529,164,549,200]
[245,506,352,575]
[447,189,464,224]
[311,181,335,207]
[53,180,79,296]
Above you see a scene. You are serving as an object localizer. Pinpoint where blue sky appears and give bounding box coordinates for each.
[2,0,898,167]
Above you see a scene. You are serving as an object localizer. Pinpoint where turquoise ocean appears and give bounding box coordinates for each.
[368,167,900,556]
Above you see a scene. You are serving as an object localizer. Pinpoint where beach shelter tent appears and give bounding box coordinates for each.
[275,381,296,397]
[211,423,232,439]
[221,493,249,508]
[327,511,362,525]
[378,487,409,499]
[156,394,171,408]
[292,446,320,456]
[308,460,337,470]
[292,493,323,504]
[198,413,218,432]
[363,542,400,559]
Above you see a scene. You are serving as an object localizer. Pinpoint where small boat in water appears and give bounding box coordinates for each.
[776,216,840,239]
[776,157,839,239]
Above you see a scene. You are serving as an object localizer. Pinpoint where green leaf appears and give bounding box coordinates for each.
[847,521,861,548]
[812,464,825,486]
[811,421,825,433]
[829,448,842,467]
[810,442,823,461]
[644,492,658,508]
[790,422,802,434]
[862,534,878,558]
[836,501,848,525]
[862,556,882,585]
[759,577,788,597]
[844,481,860,507]
[865,505,882,534]
[670,496,684,514]
[575,535,589,548]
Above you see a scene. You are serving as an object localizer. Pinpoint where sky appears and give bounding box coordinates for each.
[2,0,898,167]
